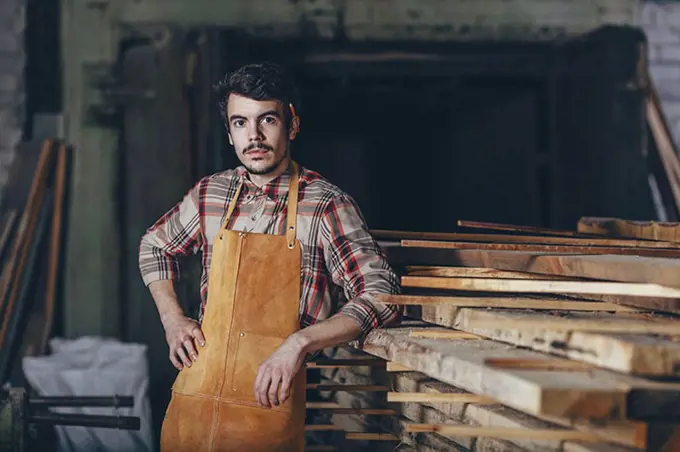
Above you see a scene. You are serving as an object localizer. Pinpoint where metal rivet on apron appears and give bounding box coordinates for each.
[239,332,245,337]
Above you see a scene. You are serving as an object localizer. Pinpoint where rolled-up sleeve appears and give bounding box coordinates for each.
[320,193,402,335]
[138,180,204,286]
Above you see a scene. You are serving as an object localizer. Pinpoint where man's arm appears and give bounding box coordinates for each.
[139,180,205,370]
[254,193,401,408]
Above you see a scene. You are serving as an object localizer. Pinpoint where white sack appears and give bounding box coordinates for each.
[22,336,154,452]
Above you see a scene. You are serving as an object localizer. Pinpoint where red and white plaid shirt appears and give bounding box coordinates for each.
[138,163,401,335]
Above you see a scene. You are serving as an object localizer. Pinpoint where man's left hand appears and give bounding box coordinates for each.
[253,334,307,408]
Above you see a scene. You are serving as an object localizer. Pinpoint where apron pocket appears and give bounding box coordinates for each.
[230,331,288,406]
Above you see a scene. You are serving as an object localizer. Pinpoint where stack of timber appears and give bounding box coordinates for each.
[0,139,71,387]
[302,220,680,451]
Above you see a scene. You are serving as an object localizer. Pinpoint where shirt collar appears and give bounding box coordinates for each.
[235,161,301,200]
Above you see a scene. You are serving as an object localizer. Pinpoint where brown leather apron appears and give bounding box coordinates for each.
[159,161,305,451]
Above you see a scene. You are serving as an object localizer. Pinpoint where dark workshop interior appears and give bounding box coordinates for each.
[3,1,680,451]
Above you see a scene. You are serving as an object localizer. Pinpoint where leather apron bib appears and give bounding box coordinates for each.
[160,162,305,451]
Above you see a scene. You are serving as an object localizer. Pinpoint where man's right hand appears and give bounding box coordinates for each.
[161,312,206,370]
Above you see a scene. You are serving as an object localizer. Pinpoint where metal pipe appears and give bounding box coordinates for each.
[29,395,134,408]
[28,412,141,430]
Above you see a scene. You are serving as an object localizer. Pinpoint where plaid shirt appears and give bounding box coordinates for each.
[138,163,401,335]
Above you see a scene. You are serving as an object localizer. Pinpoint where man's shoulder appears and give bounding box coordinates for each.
[195,167,242,190]
[300,166,353,206]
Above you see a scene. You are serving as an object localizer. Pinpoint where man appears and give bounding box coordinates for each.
[138,62,401,450]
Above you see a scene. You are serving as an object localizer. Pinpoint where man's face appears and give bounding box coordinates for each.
[226,93,296,175]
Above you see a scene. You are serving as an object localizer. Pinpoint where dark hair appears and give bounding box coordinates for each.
[214,62,300,129]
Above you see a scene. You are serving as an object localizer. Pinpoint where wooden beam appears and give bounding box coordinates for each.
[406,265,583,279]
[402,238,680,258]
[359,323,680,421]
[305,424,344,431]
[578,217,680,243]
[387,392,496,404]
[385,245,680,311]
[409,329,482,340]
[483,358,594,372]
[456,220,590,237]
[443,308,680,376]
[306,358,384,369]
[378,294,638,312]
[386,362,413,372]
[307,383,390,392]
[401,275,680,300]
[392,370,650,450]
[315,408,397,415]
[406,424,604,442]
[344,433,400,441]
[373,229,680,249]
[306,402,341,409]
[456,309,680,336]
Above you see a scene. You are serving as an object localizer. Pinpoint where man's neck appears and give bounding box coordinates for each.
[247,156,291,187]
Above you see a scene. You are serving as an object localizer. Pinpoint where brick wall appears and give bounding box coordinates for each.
[0,0,24,188]
[642,2,680,146]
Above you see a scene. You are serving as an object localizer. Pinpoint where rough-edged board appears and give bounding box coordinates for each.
[402,239,680,258]
[392,371,637,451]
[417,306,680,377]
[402,275,680,300]
[380,293,637,312]
[452,309,680,336]
[358,322,680,421]
[371,229,680,249]
[384,245,680,312]
[578,218,680,243]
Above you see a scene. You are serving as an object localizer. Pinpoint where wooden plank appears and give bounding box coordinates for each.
[359,322,680,421]
[345,433,399,441]
[387,392,496,404]
[578,217,680,243]
[373,229,680,249]
[409,329,482,340]
[452,309,680,377]
[379,294,638,312]
[306,358,385,369]
[307,384,390,392]
[418,307,680,376]
[647,88,680,214]
[455,309,680,336]
[402,239,680,258]
[402,276,680,300]
[456,220,589,237]
[0,140,55,354]
[316,408,397,415]
[386,362,413,372]
[305,424,345,431]
[407,266,585,279]
[391,371,640,451]
[406,424,604,442]
[483,358,595,372]
[388,245,680,294]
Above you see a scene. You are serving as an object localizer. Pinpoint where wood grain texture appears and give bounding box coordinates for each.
[372,229,680,249]
[391,370,638,451]
[402,276,680,300]
[359,322,680,421]
[401,239,680,258]
[384,245,680,312]
[417,306,680,376]
[378,294,638,312]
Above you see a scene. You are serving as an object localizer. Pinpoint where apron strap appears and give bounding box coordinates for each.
[222,178,245,228]
[286,161,299,249]
[221,160,300,250]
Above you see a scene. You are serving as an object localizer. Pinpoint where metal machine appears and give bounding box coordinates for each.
[0,387,140,452]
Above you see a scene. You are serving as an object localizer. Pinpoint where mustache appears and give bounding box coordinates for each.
[244,142,274,154]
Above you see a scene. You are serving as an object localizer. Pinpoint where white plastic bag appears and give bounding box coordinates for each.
[22,336,154,452]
